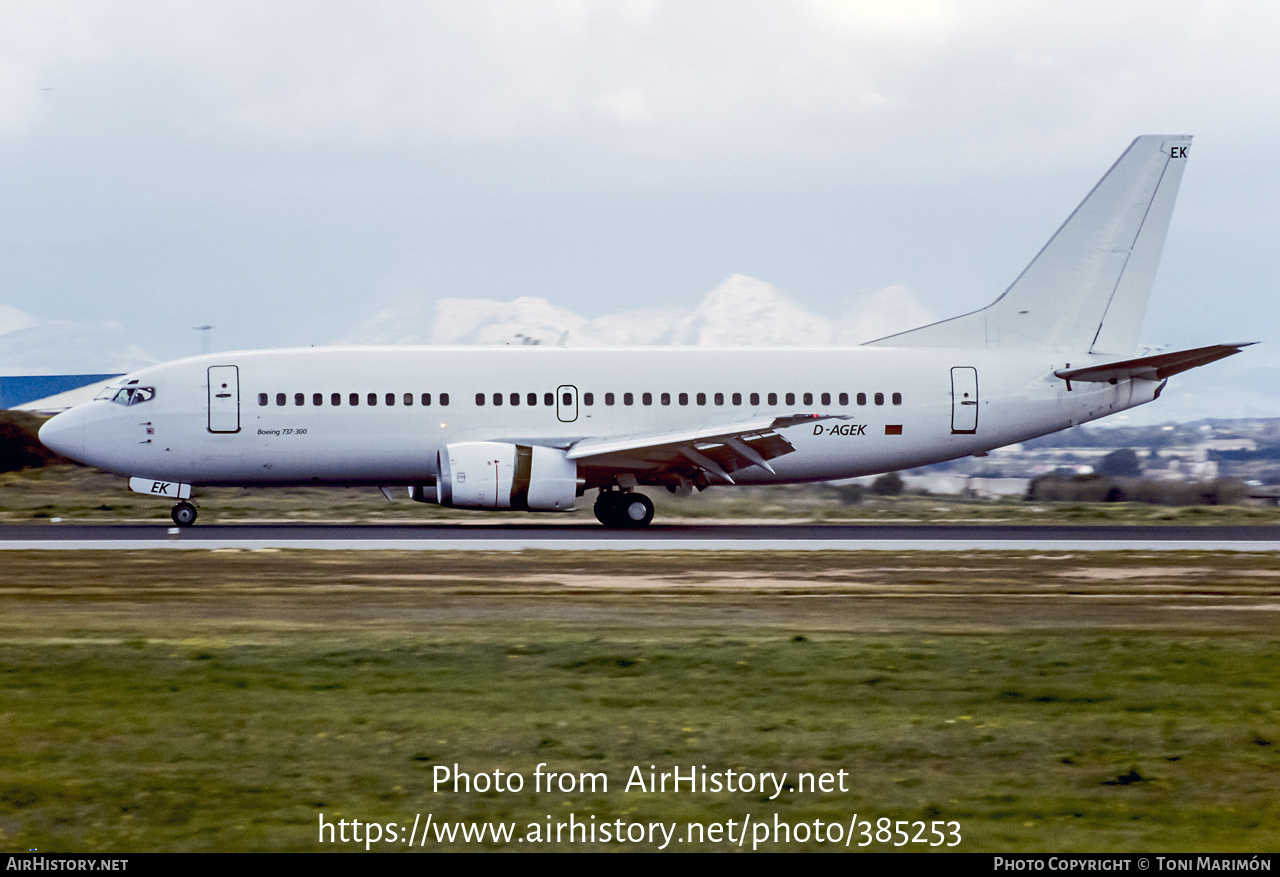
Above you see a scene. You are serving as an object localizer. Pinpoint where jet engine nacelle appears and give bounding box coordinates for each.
[430,441,577,511]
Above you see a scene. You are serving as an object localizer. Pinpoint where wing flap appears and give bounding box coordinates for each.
[568,414,838,483]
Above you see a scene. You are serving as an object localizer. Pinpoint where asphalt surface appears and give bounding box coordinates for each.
[4,522,1280,550]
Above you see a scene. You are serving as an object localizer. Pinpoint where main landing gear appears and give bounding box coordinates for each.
[171,501,198,527]
[593,490,654,528]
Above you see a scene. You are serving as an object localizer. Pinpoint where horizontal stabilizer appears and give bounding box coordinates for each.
[1053,343,1254,385]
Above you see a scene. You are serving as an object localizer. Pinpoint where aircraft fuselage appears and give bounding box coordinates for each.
[39,345,1158,491]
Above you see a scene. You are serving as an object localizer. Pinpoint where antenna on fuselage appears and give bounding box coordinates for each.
[193,325,214,355]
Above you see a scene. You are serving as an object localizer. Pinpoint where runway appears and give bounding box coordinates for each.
[4,521,1280,550]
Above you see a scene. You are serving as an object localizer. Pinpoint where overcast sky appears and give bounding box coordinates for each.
[2,1,1278,422]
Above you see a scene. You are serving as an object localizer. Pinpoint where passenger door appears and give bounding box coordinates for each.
[208,365,241,433]
[951,366,978,434]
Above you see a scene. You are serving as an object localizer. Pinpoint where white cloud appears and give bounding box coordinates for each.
[592,89,655,126]
[0,304,39,336]
[0,301,156,374]
[0,319,157,374]
[10,0,1275,163]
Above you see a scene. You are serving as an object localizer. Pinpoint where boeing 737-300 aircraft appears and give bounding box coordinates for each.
[39,135,1251,527]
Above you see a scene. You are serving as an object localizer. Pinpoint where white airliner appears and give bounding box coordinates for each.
[39,134,1249,527]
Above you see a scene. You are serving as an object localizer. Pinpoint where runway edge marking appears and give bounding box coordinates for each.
[2,539,1280,552]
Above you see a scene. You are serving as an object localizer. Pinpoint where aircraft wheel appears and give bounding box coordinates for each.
[593,492,621,526]
[618,493,654,527]
[171,502,198,527]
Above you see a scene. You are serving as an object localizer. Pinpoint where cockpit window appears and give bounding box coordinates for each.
[97,385,155,406]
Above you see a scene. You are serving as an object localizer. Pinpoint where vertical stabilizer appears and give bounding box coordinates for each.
[867,135,1191,353]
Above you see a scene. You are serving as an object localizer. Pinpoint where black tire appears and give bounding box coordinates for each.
[593,492,621,526]
[171,502,198,527]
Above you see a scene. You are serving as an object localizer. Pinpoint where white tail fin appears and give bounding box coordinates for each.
[867,135,1192,354]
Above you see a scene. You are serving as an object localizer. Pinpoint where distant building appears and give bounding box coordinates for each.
[0,374,122,413]
[1201,438,1257,452]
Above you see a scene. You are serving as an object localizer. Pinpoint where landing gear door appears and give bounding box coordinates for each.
[556,384,578,423]
[208,365,241,434]
[951,366,978,434]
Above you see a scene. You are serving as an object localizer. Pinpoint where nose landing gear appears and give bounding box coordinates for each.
[171,501,198,527]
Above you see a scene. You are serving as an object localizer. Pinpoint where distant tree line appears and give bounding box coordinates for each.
[827,472,905,504]
[1026,473,1246,506]
[0,412,70,472]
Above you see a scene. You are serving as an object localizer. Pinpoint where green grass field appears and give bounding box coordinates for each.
[1,550,1277,852]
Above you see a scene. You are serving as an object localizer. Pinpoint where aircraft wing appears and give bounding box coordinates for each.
[566,414,839,484]
[1054,343,1254,385]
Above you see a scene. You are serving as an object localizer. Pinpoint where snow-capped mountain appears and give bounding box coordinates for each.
[339,274,937,347]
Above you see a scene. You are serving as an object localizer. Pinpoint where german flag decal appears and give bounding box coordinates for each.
[884,425,903,435]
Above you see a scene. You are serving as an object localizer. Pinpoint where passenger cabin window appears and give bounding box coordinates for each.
[386,393,395,406]
[679,392,688,406]
[510,393,520,406]
[605,393,615,406]
[527,393,537,406]
[584,392,594,406]
[276,393,286,406]
[661,392,671,406]
[258,393,267,406]
[642,392,652,406]
[768,393,777,405]
[332,393,341,406]
[857,393,867,406]
[313,393,323,406]
[875,392,884,406]
[696,392,706,406]
[820,392,830,406]
[714,392,724,406]
[368,393,377,406]
[750,392,760,405]
[475,393,485,406]
[295,393,304,406]
[803,392,812,406]
[543,392,554,406]
[624,392,634,406]
[350,393,360,406]
[732,393,741,405]
[493,393,502,406]
[440,393,450,406]
[404,393,413,406]
[839,392,848,405]
[421,393,431,406]
[892,392,902,405]
[785,392,795,406]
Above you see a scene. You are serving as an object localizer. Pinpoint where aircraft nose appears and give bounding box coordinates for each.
[39,410,85,462]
